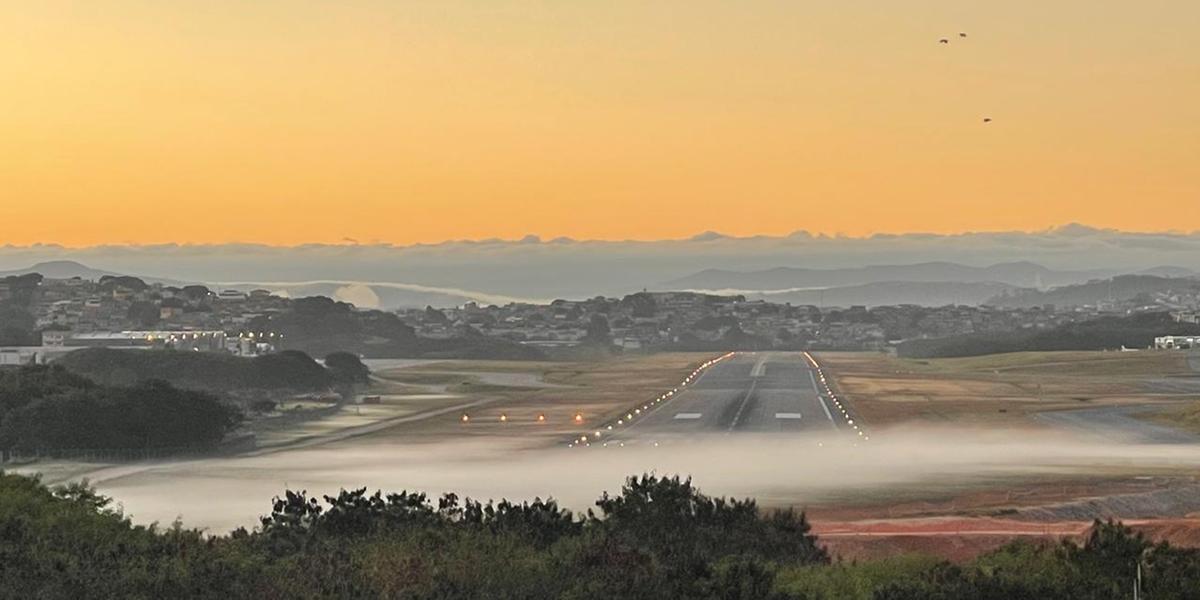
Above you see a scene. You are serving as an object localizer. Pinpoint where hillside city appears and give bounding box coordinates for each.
[4,269,1200,364]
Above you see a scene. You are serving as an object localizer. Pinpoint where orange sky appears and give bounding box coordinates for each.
[2,1,1198,246]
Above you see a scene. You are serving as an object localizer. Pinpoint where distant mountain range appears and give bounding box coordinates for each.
[3,236,1198,309]
[0,260,126,281]
[4,224,1200,301]
[986,275,1200,308]
[725,281,1020,308]
[659,262,1200,307]
[660,261,1197,291]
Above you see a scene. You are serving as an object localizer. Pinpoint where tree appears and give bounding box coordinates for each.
[126,301,161,327]
[0,305,38,345]
[180,285,212,302]
[592,475,828,568]
[424,305,450,324]
[98,275,148,292]
[324,352,370,386]
[621,292,658,318]
[583,314,613,347]
[0,365,241,451]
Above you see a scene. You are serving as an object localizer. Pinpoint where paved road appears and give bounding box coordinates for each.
[1035,405,1200,445]
[599,352,841,445]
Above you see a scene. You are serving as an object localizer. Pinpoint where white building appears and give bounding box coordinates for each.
[0,348,50,365]
[1155,335,1200,350]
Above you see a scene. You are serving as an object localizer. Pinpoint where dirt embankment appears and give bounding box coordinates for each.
[1016,482,1200,521]
[817,516,1200,562]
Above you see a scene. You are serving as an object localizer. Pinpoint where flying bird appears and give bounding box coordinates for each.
[939,38,950,44]
[983,117,992,123]
[959,32,968,38]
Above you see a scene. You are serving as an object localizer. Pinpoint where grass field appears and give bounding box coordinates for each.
[368,352,719,443]
[1144,403,1200,434]
[817,350,1200,427]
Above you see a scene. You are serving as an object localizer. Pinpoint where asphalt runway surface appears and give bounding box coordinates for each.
[598,352,843,445]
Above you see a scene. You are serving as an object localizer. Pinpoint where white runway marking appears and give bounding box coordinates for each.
[807,369,836,425]
[674,413,702,420]
[750,356,768,377]
[774,412,803,419]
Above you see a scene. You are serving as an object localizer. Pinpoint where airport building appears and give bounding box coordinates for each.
[1154,335,1200,350]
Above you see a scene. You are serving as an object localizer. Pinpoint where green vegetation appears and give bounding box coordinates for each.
[324,351,370,386]
[3,472,1198,599]
[897,312,1200,358]
[57,347,335,393]
[0,474,824,599]
[0,273,42,345]
[98,275,150,292]
[0,365,240,452]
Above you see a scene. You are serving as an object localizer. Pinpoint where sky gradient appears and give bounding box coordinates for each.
[2,1,1198,246]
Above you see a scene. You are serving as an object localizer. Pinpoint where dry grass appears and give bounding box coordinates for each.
[1142,402,1200,434]
[818,350,1200,427]
[366,353,719,443]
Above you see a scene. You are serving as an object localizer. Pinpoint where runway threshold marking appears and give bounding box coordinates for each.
[775,412,803,419]
[674,413,702,420]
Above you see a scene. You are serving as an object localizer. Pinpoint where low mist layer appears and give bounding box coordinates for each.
[80,427,1200,533]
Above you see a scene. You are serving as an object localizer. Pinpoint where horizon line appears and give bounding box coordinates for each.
[4,222,1200,252]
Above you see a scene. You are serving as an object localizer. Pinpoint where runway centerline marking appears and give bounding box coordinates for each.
[750,355,768,377]
[727,379,758,432]
[674,413,702,420]
[775,412,803,419]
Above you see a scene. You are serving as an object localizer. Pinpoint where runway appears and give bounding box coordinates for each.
[594,352,844,446]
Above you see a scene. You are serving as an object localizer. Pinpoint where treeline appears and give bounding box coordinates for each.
[3,472,1200,599]
[56,347,339,393]
[897,312,1200,358]
[251,296,545,360]
[0,365,240,452]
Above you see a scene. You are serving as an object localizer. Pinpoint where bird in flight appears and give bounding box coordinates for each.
[983,117,993,123]
[939,38,950,44]
[959,32,968,38]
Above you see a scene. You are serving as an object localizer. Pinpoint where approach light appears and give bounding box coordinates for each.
[461,414,470,423]
[573,413,584,424]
